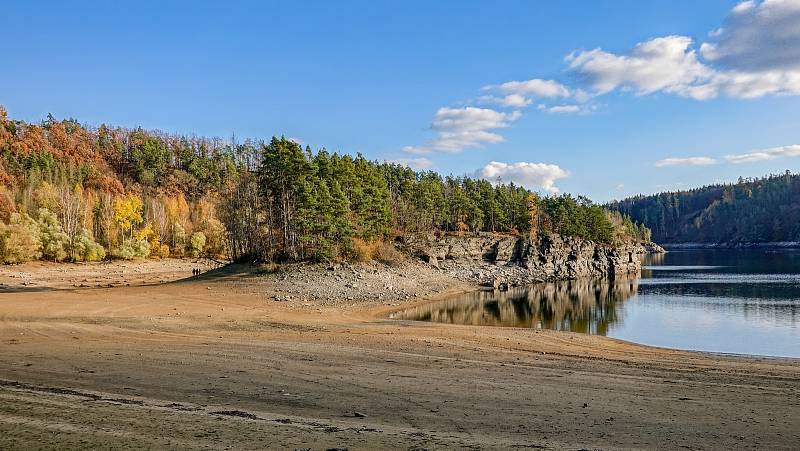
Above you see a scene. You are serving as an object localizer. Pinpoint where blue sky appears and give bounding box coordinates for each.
[3,1,800,201]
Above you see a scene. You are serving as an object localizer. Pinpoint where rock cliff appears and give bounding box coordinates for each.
[406,233,659,287]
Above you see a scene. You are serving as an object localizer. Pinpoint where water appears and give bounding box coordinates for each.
[395,249,800,358]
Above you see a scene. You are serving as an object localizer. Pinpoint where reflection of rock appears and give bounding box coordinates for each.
[397,279,638,335]
[642,252,665,266]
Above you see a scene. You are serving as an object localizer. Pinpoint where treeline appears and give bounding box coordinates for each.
[223,137,651,262]
[0,107,651,264]
[608,171,800,243]
[0,107,232,263]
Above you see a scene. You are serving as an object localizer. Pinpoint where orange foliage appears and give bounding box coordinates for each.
[0,187,16,222]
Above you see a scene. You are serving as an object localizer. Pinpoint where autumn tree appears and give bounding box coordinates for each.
[113,194,144,244]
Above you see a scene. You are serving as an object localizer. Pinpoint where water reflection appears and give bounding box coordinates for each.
[397,249,800,357]
[395,279,638,335]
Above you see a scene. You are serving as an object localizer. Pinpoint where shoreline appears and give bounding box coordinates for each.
[0,262,798,449]
[663,241,800,249]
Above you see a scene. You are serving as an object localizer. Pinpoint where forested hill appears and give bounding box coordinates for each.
[608,172,800,244]
[0,106,650,265]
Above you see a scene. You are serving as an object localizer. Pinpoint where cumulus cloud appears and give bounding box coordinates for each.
[383,157,434,169]
[654,156,717,167]
[403,1,800,156]
[724,144,800,163]
[478,94,532,108]
[566,2,800,100]
[475,161,569,193]
[403,107,521,154]
[700,0,800,72]
[480,78,580,112]
[491,78,571,98]
[567,36,715,99]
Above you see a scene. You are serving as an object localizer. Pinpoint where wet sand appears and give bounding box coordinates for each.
[0,263,798,450]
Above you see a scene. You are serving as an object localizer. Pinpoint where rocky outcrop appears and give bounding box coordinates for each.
[408,233,657,287]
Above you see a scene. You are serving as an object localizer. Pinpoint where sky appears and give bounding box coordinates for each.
[3,0,800,201]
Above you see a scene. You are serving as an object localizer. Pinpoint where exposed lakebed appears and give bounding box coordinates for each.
[394,249,800,358]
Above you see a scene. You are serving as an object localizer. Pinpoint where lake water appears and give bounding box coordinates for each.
[395,249,800,358]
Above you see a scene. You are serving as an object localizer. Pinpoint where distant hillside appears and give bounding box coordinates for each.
[608,172,800,244]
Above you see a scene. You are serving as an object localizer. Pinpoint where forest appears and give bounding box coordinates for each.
[608,171,800,243]
[0,107,650,264]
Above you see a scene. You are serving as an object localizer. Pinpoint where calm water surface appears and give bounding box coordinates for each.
[395,249,800,358]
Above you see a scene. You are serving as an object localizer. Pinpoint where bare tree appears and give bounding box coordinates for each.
[59,185,83,261]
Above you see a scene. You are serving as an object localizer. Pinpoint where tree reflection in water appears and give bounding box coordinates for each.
[396,279,638,335]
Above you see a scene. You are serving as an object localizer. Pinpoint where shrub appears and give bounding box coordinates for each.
[255,262,280,275]
[200,217,227,256]
[111,239,150,260]
[72,229,106,261]
[131,239,150,258]
[0,213,42,264]
[372,241,405,266]
[171,221,187,257]
[351,237,375,262]
[36,208,68,261]
[158,243,170,259]
[189,232,206,257]
[349,238,405,266]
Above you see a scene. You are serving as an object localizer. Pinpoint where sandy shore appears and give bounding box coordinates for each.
[0,262,798,450]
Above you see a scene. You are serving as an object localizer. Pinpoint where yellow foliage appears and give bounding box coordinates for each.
[350,238,404,266]
[158,243,170,259]
[456,215,469,237]
[351,237,375,262]
[147,233,162,258]
[134,223,153,242]
[113,194,143,235]
[35,181,59,212]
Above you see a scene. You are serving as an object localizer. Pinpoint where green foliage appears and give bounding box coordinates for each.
[111,239,150,260]
[36,208,68,261]
[129,132,170,186]
[0,213,42,263]
[72,229,106,261]
[0,108,652,266]
[172,221,187,255]
[243,140,646,263]
[189,231,206,257]
[609,171,799,243]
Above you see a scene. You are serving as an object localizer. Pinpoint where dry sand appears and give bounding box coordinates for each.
[0,261,798,450]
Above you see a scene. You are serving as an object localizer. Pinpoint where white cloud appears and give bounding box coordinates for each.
[287,136,304,145]
[537,103,596,114]
[430,107,521,132]
[654,156,717,167]
[478,94,532,108]
[475,161,569,193]
[404,107,521,154]
[724,144,800,163]
[384,157,434,169]
[491,78,571,98]
[565,2,800,100]
[700,0,800,72]
[539,104,580,114]
[567,36,715,99]
[480,79,577,112]
[403,1,800,157]
[694,0,800,98]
